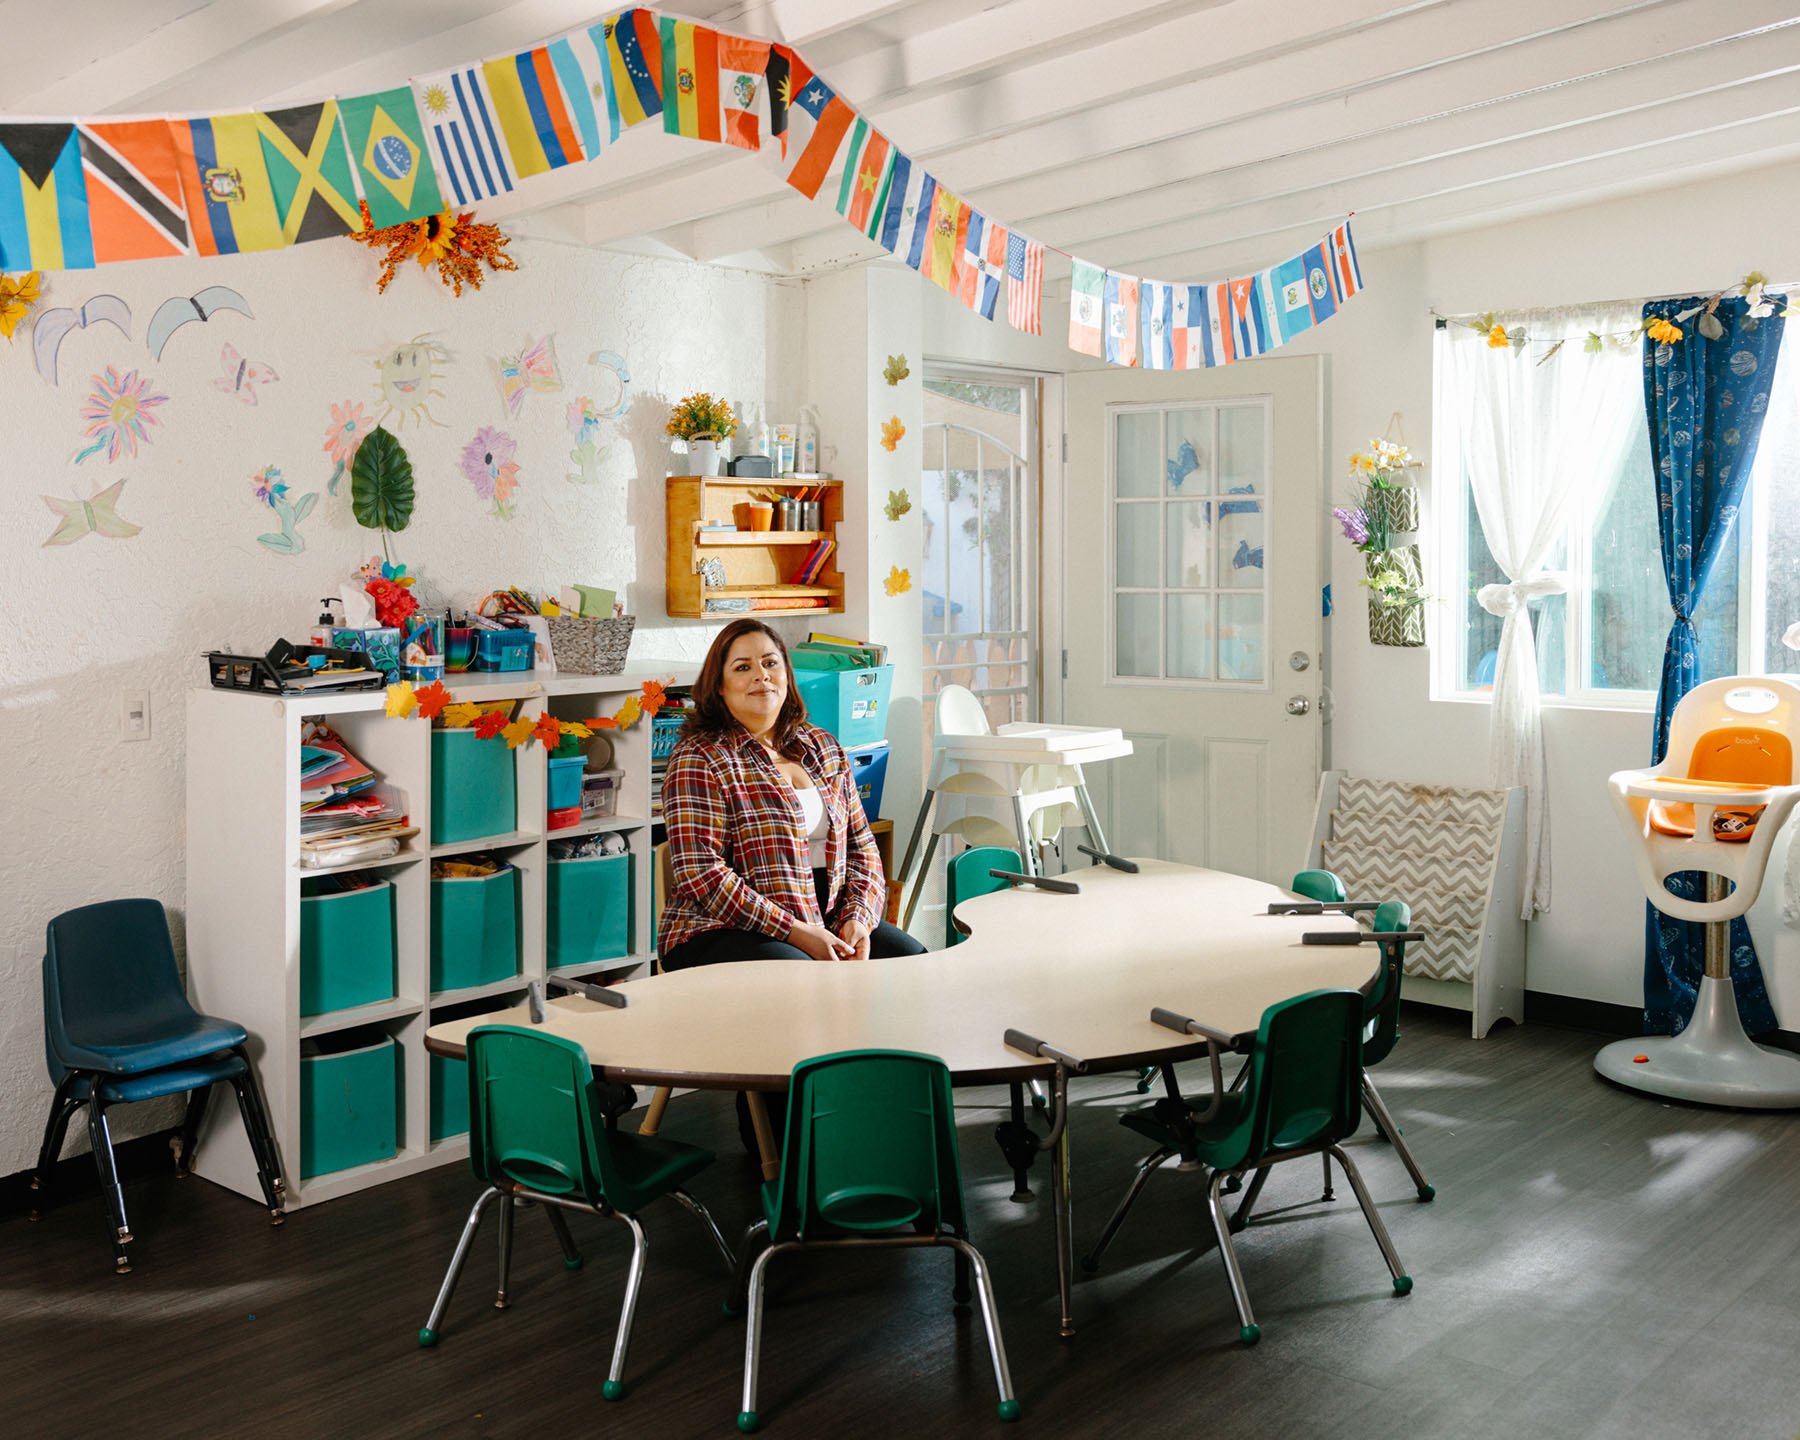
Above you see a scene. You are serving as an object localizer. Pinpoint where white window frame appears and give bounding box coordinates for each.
[1104,396,1274,692]
[1429,323,1769,712]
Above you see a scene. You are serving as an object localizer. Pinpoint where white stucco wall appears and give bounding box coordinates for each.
[0,234,804,1175]
[922,154,1800,1025]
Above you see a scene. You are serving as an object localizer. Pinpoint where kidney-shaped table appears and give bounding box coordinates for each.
[425,860,1377,1335]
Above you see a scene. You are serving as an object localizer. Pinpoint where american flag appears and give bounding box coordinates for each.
[1006,230,1043,334]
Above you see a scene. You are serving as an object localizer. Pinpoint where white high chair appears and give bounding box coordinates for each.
[1596,676,1800,1107]
[894,685,1133,927]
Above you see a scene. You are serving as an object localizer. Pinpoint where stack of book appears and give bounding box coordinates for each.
[299,727,418,867]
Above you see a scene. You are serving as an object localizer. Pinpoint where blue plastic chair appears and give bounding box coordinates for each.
[726,1049,1017,1431]
[944,844,1022,948]
[32,898,285,1273]
[419,1025,735,1401]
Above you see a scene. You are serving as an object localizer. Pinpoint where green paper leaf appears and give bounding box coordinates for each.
[351,426,415,534]
[291,491,318,523]
[1584,332,1603,354]
[885,488,911,521]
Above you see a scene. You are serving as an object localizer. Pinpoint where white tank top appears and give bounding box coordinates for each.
[795,785,828,867]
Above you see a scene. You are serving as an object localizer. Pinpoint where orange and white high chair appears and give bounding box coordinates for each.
[1597,676,1800,1106]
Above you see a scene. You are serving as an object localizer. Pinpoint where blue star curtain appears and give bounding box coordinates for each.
[1641,294,1786,1036]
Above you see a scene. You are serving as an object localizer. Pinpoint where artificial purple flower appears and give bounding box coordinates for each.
[1333,505,1370,548]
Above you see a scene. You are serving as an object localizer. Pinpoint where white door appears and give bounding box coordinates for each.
[1063,356,1324,884]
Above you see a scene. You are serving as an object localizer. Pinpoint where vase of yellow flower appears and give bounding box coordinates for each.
[666,393,737,477]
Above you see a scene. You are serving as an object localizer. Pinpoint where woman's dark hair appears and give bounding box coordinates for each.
[683,619,809,755]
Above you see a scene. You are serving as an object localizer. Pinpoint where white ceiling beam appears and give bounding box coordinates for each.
[1039,36,1800,255]
[573,0,1464,243]
[774,0,1689,271]
[762,0,915,46]
[1106,104,1800,281]
[0,0,199,110]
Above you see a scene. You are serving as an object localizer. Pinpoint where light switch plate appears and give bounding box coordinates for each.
[122,689,150,741]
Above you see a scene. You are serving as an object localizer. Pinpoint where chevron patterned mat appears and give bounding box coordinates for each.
[1336,776,1508,831]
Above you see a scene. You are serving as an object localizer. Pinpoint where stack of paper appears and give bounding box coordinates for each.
[298,728,417,864]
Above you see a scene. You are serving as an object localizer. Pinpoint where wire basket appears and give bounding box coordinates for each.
[544,615,635,674]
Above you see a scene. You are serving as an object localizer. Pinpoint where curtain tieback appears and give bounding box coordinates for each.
[1477,573,1568,618]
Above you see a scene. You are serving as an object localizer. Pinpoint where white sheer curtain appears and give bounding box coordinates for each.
[1442,303,1643,917]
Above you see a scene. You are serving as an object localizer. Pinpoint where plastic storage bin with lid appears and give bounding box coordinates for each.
[795,663,893,748]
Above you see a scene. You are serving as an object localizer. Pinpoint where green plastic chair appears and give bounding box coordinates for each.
[944,845,1022,948]
[727,1049,1017,1431]
[1081,989,1412,1345]
[419,1025,734,1400]
[1291,868,1348,903]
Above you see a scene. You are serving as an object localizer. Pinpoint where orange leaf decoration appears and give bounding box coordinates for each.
[640,679,668,717]
[880,416,905,452]
[501,717,536,749]
[473,709,508,740]
[414,681,452,720]
[591,715,619,729]
[532,713,563,748]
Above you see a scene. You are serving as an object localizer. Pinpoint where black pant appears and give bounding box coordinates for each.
[658,871,926,1152]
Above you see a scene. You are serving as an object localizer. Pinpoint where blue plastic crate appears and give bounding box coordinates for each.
[651,715,685,759]
[796,664,892,747]
[547,755,586,810]
[473,629,534,672]
[845,741,890,821]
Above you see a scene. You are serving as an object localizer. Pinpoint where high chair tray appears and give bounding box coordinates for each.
[1619,772,1785,805]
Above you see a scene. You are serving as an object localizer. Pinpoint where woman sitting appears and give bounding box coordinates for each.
[660,618,924,971]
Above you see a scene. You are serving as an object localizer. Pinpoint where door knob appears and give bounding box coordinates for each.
[1286,695,1311,716]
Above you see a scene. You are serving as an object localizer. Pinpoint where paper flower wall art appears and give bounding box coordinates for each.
[252,464,318,556]
[566,395,610,484]
[460,426,520,518]
[1,270,42,340]
[881,416,905,452]
[42,477,141,547]
[74,366,167,464]
[885,566,912,597]
[323,401,377,495]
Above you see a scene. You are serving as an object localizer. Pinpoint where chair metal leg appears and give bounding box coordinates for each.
[494,1191,517,1309]
[544,1204,583,1269]
[1205,1169,1260,1345]
[29,1072,84,1219]
[1362,1075,1435,1200]
[738,1241,784,1431]
[224,1063,286,1221]
[946,1237,1020,1420]
[419,1187,501,1345]
[726,1217,769,1317]
[1080,1146,1172,1273]
[86,1100,131,1273]
[1326,1143,1412,1292]
[173,1082,214,1178]
[1321,1150,1335,1203]
[601,1212,649,1401]
[669,1187,737,1272]
[1229,1165,1271,1233]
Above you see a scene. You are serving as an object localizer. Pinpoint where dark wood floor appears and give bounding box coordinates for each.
[7,1008,1800,1440]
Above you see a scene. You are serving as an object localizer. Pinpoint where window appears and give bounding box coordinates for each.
[920,371,1039,732]
[1434,302,1800,706]
[1109,399,1270,686]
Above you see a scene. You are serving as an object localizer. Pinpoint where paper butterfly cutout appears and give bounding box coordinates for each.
[1232,539,1264,570]
[214,343,278,405]
[497,335,562,417]
[1166,438,1199,490]
[42,477,142,547]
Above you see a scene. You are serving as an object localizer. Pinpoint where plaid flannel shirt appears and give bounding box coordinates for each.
[658,722,886,956]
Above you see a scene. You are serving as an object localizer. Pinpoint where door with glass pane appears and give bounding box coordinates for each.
[1064,357,1323,882]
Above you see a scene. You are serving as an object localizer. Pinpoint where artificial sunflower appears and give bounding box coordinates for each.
[349,202,518,297]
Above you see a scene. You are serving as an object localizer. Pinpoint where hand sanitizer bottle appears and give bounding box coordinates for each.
[797,404,820,475]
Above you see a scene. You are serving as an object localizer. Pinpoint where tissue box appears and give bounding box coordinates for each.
[332,627,403,679]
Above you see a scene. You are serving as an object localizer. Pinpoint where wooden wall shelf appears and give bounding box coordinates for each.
[665,475,845,619]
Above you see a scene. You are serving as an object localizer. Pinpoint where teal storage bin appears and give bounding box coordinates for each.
[547,755,586,811]
[431,728,517,844]
[300,1033,398,1179]
[796,664,893,747]
[547,853,633,969]
[431,866,519,991]
[430,1052,470,1141]
[845,741,890,821]
[299,879,396,1018]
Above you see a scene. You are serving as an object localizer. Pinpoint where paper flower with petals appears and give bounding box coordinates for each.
[461,425,520,517]
[75,366,168,464]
